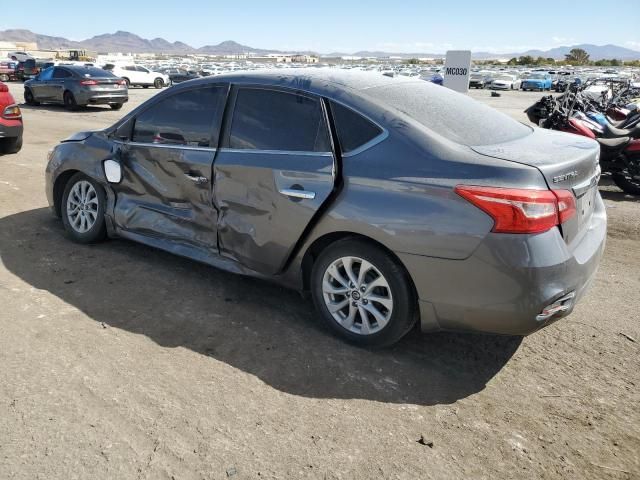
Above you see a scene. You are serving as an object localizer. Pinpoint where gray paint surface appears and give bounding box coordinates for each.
[45,69,607,336]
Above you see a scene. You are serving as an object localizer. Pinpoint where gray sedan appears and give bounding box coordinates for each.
[44,70,606,346]
[25,65,128,111]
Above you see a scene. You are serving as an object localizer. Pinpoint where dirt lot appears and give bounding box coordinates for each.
[0,83,638,480]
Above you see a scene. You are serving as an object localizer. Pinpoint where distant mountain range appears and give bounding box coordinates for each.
[1,29,639,60]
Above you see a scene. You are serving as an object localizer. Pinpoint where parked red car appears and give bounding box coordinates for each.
[0,82,23,154]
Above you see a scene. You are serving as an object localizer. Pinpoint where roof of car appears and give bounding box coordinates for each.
[179,68,418,94]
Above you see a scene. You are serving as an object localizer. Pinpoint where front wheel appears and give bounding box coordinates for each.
[311,239,417,347]
[154,78,164,89]
[109,103,123,110]
[24,88,39,105]
[61,173,107,243]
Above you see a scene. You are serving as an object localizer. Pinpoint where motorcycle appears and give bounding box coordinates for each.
[526,81,640,195]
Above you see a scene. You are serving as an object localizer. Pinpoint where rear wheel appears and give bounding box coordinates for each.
[154,78,164,89]
[109,103,123,110]
[61,173,107,243]
[311,239,417,347]
[63,91,78,111]
[0,136,22,154]
[0,74,9,82]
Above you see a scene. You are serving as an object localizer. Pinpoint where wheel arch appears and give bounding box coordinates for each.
[53,169,107,218]
[300,231,418,300]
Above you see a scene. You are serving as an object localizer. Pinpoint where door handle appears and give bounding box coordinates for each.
[279,188,316,200]
[184,173,208,185]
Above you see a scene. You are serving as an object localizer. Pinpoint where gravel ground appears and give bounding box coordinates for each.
[0,83,638,480]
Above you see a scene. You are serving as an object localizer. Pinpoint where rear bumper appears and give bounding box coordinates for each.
[76,92,129,105]
[0,122,23,139]
[399,192,607,336]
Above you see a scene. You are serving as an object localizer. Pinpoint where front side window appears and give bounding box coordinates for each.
[229,88,330,152]
[330,102,383,154]
[132,87,225,147]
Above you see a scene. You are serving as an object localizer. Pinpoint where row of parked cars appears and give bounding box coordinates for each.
[468,72,560,91]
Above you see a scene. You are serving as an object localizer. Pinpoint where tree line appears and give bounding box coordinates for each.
[505,48,640,67]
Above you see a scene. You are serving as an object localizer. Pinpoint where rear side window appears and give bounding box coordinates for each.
[229,88,330,152]
[330,102,383,154]
[133,87,225,147]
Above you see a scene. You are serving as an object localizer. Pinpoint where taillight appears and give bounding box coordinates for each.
[455,185,576,234]
[2,104,22,120]
[117,79,127,86]
[0,83,8,93]
[80,79,98,86]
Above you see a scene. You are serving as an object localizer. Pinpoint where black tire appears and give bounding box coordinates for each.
[612,172,640,195]
[60,173,107,243]
[24,88,39,105]
[0,136,22,154]
[142,85,149,89]
[63,91,78,111]
[0,74,9,82]
[154,78,164,89]
[109,103,123,110]
[311,238,417,347]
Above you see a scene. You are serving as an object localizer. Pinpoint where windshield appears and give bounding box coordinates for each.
[528,73,546,79]
[365,81,531,146]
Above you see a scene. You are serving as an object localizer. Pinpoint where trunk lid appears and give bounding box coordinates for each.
[471,128,601,245]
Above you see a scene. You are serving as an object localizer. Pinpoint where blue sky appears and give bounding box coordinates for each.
[3,0,640,54]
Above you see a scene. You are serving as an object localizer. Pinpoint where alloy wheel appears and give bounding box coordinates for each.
[66,180,99,233]
[322,256,393,335]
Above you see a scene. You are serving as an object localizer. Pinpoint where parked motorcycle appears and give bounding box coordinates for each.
[526,81,640,195]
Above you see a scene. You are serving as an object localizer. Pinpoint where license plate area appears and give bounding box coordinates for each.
[576,185,596,225]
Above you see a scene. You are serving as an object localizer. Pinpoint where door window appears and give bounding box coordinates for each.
[329,102,383,154]
[132,87,226,147]
[229,88,330,152]
[52,68,72,79]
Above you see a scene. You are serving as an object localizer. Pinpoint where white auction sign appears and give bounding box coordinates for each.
[443,50,472,93]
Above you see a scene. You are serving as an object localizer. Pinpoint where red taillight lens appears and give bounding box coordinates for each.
[0,83,8,93]
[80,79,98,86]
[2,104,22,120]
[455,185,576,234]
[554,189,577,224]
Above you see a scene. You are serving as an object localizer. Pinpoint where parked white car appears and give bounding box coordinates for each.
[7,51,34,62]
[106,65,169,89]
[489,74,521,90]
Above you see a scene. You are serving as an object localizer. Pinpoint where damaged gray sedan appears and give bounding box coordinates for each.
[45,70,606,346]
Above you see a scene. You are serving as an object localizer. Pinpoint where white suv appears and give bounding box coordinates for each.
[107,65,169,89]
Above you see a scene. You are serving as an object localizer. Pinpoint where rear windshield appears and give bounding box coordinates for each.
[70,67,116,78]
[365,81,531,146]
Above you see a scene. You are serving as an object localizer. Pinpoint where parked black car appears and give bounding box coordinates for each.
[162,68,200,84]
[16,59,39,82]
[24,66,128,111]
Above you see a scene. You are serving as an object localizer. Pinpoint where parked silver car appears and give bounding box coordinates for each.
[24,66,128,111]
[45,70,606,346]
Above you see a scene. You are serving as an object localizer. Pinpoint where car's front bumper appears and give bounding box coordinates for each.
[398,192,607,336]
